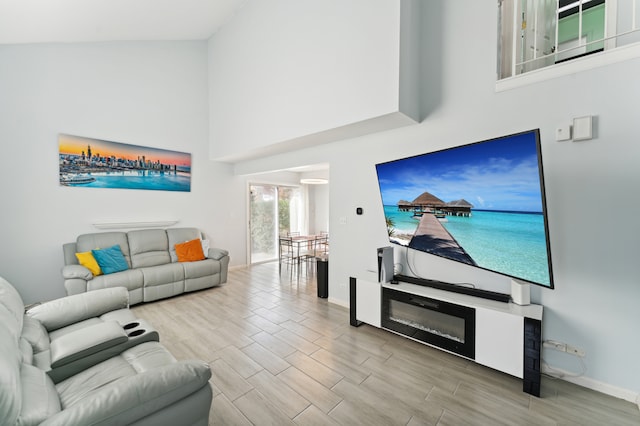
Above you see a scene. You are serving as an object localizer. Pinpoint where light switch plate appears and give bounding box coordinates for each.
[573,116,593,141]
[556,125,571,141]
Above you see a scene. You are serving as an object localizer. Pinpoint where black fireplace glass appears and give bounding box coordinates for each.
[382,287,475,359]
[388,299,466,343]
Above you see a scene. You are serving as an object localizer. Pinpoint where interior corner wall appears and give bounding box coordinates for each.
[228,0,640,398]
[0,41,246,305]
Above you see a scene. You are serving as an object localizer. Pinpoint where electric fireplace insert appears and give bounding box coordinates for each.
[382,287,476,359]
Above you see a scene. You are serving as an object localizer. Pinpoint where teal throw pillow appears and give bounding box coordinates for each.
[92,245,129,275]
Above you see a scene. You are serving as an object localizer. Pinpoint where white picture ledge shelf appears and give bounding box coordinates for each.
[92,220,178,230]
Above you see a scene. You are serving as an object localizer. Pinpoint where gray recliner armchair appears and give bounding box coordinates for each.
[23,285,158,383]
[0,277,213,426]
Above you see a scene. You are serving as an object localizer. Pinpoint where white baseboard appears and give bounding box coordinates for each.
[327,297,348,308]
[228,264,248,271]
[542,365,639,407]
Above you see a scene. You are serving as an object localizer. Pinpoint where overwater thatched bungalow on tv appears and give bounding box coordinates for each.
[397,192,473,217]
[444,199,473,217]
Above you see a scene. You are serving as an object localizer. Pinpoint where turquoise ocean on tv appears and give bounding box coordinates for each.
[384,205,550,286]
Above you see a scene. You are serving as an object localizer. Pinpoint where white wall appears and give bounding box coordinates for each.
[220,0,640,399]
[0,42,246,304]
[208,0,421,162]
[308,184,330,235]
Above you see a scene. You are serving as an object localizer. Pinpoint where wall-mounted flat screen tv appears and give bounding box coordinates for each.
[375,129,554,288]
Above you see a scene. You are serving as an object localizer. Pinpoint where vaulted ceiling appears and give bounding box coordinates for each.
[0,0,247,44]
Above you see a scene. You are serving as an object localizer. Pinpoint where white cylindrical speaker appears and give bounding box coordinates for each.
[377,246,394,283]
[511,279,531,306]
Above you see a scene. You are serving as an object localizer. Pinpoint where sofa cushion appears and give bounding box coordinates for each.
[50,344,209,426]
[18,364,61,425]
[92,245,129,275]
[56,354,136,409]
[121,341,178,372]
[140,263,185,302]
[87,269,144,294]
[182,258,220,279]
[55,342,176,409]
[128,229,171,268]
[76,232,131,267]
[175,239,205,262]
[140,263,185,287]
[166,228,201,262]
[182,259,221,292]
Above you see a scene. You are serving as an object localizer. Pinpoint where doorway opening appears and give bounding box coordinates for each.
[249,184,302,264]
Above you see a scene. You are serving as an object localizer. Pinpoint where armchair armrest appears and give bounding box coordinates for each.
[40,360,212,426]
[27,287,129,331]
[50,321,128,368]
[207,248,229,260]
[62,264,92,281]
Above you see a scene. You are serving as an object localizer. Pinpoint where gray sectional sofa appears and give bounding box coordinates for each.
[62,227,229,305]
[0,276,213,426]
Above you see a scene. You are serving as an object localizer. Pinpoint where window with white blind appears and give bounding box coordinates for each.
[498,0,640,81]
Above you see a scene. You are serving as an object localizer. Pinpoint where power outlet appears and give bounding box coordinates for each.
[543,340,566,352]
[544,340,586,357]
[566,345,586,357]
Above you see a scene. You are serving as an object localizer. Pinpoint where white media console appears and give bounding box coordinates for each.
[350,274,543,396]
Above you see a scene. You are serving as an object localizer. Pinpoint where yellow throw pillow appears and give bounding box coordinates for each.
[75,251,102,276]
[175,239,205,262]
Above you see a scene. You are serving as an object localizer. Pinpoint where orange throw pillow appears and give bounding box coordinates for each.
[175,239,205,262]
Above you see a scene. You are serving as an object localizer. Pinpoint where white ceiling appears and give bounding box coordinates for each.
[0,0,248,44]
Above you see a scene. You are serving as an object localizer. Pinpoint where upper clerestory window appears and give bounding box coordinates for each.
[497,0,640,81]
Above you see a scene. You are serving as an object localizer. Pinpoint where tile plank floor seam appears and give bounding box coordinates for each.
[131,262,640,425]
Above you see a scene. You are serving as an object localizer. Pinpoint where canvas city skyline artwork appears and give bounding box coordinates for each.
[58,134,191,192]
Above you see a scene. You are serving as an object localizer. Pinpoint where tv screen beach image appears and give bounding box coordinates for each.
[375,131,553,287]
[59,134,191,192]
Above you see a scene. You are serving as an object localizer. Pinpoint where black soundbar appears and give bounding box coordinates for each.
[394,274,511,303]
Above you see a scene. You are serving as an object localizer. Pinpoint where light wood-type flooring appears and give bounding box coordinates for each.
[131,262,640,425]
